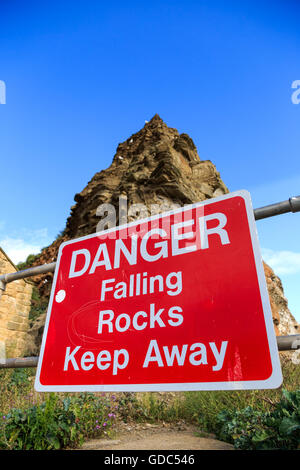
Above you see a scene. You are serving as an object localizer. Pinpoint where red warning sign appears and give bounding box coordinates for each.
[35,190,282,392]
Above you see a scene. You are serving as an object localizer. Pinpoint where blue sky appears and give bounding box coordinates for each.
[0,0,300,321]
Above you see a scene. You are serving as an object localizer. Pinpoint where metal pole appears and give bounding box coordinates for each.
[277,334,300,351]
[0,262,56,285]
[0,196,299,286]
[0,279,6,300]
[0,334,299,369]
[0,357,39,368]
[254,195,300,220]
[0,196,298,367]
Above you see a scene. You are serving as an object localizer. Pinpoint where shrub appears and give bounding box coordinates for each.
[0,392,116,450]
[117,392,148,422]
[0,393,81,450]
[66,392,117,439]
[7,369,31,389]
[215,389,300,450]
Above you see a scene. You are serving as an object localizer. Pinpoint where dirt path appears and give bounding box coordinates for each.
[79,422,234,451]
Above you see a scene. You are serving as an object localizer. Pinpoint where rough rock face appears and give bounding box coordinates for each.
[263,263,298,336]
[30,114,228,298]
[66,114,228,239]
[26,114,298,354]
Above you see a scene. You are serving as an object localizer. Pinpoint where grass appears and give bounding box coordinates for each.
[133,355,300,433]
[0,354,298,449]
[112,354,300,441]
[0,369,118,449]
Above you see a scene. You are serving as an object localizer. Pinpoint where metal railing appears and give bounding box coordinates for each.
[0,333,299,369]
[0,195,300,368]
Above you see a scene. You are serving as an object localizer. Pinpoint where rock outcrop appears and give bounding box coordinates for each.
[26,114,298,354]
[66,114,228,239]
[264,263,298,336]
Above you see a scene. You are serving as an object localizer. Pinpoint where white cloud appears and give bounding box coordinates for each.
[0,238,43,265]
[261,248,300,275]
[0,227,52,265]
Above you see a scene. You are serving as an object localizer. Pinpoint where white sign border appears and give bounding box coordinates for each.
[35,190,283,392]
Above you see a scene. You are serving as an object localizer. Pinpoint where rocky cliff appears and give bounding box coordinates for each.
[26,114,298,354]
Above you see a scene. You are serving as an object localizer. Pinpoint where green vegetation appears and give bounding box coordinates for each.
[0,356,299,450]
[216,389,300,450]
[0,369,117,450]
[28,286,49,326]
[55,228,66,240]
[16,254,40,271]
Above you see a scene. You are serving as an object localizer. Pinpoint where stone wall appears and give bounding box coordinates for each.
[0,248,32,358]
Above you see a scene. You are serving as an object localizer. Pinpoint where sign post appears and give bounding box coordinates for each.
[35,190,282,392]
